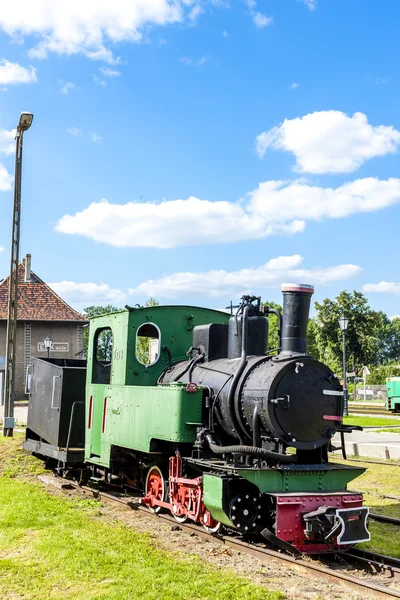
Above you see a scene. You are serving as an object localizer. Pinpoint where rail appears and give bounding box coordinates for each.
[60,482,400,600]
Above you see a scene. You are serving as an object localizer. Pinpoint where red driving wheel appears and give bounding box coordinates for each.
[145,466,165,514]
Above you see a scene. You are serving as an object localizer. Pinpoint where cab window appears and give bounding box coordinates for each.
[92,327,113,384]
[136,323,161,366]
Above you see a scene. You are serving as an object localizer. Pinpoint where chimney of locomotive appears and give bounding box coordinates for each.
[280,283,314,355]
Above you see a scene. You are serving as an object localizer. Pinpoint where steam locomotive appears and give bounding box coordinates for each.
[24,283,370,554]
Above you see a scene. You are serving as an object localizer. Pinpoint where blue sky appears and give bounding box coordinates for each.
[0,0,399,316]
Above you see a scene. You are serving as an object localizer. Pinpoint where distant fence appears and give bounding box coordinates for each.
[350,384,386,402]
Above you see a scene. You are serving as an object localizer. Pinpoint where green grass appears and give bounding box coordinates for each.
[343,415,400,427]
[331,456,400,558]
[375,428,400,434]
[0,437,282,600]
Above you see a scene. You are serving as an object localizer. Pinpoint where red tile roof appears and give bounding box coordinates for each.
[0,263,87,322]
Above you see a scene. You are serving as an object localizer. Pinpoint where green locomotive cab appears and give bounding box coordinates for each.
[85,305,229,472]
[386,377,400,413]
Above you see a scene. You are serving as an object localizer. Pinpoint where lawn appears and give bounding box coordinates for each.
[0,436,282,600]
[331,455,400,558]
[375,428,400,434]
[343,415,400,428]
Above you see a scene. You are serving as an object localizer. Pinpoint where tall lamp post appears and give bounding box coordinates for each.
[3,112,34,437]
[338,315,349,417]
[44,336,52,359]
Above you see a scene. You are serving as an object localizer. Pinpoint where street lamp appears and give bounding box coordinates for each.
[3,112,34,437]
[338,315,349,416]
[44,336,52,359]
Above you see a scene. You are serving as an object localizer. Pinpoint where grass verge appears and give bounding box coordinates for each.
[331,455,400,558]
[0,436,282,600]
[375,428,400,434]
[343,415,400,427]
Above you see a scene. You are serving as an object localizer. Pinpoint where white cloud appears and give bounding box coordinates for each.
[390,315,400,321]
[0,163,13,191]
[67,127,81,136]
[180,56,207,66]
[247,177,400,221]
[0,129,15,191]
[256,110,400,174]
[99,66,120,77]
[189,5,204,21]
[289,82,299,89]
[49,280,127,306]
[0,245,4,252]
[91,132,102,143]
[244,0,272,28]
[363,282,400,295]
[252,12,273,28]
[93,74,106,87]
[300,0,317,9]
[55,177,400,249]
[55,195,302,249]
[0,129,15,155]
[0,59,37,85]
[129,255,362,298]
[375,76,390,85]
[0,1,207,62]
[59,80,74,94]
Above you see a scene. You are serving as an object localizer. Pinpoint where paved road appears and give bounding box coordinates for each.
[0,403,28,424]
[333,428,400,459]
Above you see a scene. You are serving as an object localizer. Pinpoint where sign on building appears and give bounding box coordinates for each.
[37,342,69,352]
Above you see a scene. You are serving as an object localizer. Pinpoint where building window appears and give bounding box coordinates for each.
[77,325,85,357]
[136,323,161,366]
[92,327,113,384]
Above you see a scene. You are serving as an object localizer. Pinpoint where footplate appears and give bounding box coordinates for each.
[336,507,370,545]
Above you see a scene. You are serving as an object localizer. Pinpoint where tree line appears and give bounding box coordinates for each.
[83,292,400,384]
[265,290,400,384]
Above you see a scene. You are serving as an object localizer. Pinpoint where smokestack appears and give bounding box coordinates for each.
[280,283,314,355]
[24,254,31,282]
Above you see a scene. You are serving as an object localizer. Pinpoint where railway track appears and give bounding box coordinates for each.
[370,513,400,527]
[63,481,400,600]
[349,459,400,468]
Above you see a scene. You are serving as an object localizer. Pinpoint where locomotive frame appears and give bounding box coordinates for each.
[24,285,370,554]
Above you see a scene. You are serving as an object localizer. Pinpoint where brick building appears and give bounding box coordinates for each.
[0,254,88,398]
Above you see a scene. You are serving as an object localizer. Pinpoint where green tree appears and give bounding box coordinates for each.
[312,290,390,375]
[263,300,282,352]
[367,361,400,385]
[82,305,121,359]
[263,300,319,358]
[374,314,400,365]
[306,318,321,361]
[136,298,160,364]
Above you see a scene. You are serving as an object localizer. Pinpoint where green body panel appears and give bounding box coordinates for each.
[85,305,229,466]
[90,385,107,456]
[203,474,234,527]
[203,466,366,525]
[386,377,400,411]
[86,305,230,388]
[126,306,229,387]
[85,382,203,466]
[238,465,365,493]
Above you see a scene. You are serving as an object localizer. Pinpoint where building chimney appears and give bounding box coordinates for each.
[24,254,31,282]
